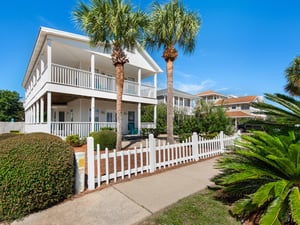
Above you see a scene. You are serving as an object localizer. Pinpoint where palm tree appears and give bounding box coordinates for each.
[285,56,300,96]
[213,131,300,225]
[73,0,147,150]
[144,0,201,144]
[252,93,300,132]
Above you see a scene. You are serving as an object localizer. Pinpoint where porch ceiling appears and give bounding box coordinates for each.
[51,93,78,105]
[52,41,156,78]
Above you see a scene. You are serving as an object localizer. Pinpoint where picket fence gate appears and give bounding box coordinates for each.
[87,131,239,190]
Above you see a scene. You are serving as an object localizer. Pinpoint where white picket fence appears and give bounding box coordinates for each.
[87,131,239,190]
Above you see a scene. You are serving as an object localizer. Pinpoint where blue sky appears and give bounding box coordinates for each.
[1,0,300,99]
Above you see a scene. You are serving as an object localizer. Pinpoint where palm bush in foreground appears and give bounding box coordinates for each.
[213,131,300,225]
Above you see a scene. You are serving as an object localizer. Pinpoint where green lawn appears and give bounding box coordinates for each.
[139,189,240,225]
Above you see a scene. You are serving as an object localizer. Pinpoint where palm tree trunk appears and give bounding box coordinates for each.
[166,59,174,144]
[115,63,124,151]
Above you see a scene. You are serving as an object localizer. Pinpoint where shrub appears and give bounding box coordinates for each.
[0,133,22,141]
[90,130,117,150]
[141,128,159,138]
[66,134,85,147]
[0,133,74,222]
[9,130,20,134]
[179,133,192,142]
[101,127,114,131]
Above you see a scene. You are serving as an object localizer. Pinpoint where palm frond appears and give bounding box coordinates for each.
[289,187,300,224]
[252,182,276,207]
[259,198,283,225]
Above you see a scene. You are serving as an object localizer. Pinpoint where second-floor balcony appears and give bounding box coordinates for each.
[26,63,156,100]
[51,64,156,98]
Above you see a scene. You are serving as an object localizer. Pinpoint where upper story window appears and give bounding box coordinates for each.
[231,105,236,110]
[241,104,250,110]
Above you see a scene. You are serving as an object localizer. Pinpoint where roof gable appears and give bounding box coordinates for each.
[215,96,258,105]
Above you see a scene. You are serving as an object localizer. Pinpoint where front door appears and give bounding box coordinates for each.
[58,111,65,135]
[128,111,135,134]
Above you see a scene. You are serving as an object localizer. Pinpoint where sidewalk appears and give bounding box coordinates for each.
[11,157,219,225]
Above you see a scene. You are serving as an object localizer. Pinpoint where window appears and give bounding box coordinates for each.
[106,112,116,122]
[231,105,236,110]
[241,104,250,110]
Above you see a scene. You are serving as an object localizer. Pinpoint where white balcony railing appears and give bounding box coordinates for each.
[50,64,155,99]
[51,64,91,88]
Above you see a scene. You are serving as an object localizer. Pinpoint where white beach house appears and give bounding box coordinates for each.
[22,27,162,138]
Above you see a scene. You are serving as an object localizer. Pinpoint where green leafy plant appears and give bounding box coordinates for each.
[213,131,300,225]
[0,133,74,222]
[0,133,22,141]
[66,134,85,147]
[90,130,117,150]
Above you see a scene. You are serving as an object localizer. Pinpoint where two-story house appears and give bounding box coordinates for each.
[197,90,227,103]
[214,95,265,127]
[157,88,198,115]
[22,27,162,138]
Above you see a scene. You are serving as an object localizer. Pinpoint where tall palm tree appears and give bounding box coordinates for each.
[213,131,300,225]
[285,56,300,96]
[144,0,201,144]
[73,0,147,150]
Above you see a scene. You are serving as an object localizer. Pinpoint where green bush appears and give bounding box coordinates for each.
[0,133,22,141]
[90,130,117,150]
[101,127,114,131]
[9,130,20,134]
[141,128,159,138]
[66,134,85,147]
[0,133,74,222]
[179,133,192,142]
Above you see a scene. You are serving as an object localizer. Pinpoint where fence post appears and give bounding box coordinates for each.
[192,132,199,161]
[87,137,95,190]
[149,133,156,173]
[220,131,224,153]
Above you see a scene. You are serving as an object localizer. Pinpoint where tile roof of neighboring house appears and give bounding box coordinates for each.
[197,90,225,97]
[215,96,258,105]
[157,88,198,99]
[225,111,253,118]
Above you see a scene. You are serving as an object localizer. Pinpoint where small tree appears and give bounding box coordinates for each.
[284,56,300,96]
[194,100,233,137]
[0,90,24,121]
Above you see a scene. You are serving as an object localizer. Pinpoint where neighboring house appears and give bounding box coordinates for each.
[214,95,265,127]
[157,88,198,115]
[197,90,227,103]
[22,27,162,138]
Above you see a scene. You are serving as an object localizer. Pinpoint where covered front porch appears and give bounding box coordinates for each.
[24,92,156,138]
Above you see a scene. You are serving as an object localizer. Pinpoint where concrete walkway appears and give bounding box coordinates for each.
[11,157,219,225]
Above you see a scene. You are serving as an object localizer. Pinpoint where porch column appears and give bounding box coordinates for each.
[138,103,141,135]
[154,73,157,98]
[40,59,44,75]
[47,39,52,81]
[154,105,157,129]
[47,92,52,132]
[28,107,32,123]
[32,103,36,124]
[138,68,141,96]
[29,108,32,123]
[91,97,95,132]
[40,97,44,123]
[36,101,40,124]
[35,68,39,84]
[91,54,95,89]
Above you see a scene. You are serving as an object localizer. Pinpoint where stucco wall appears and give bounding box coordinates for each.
[0,122,25,134]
